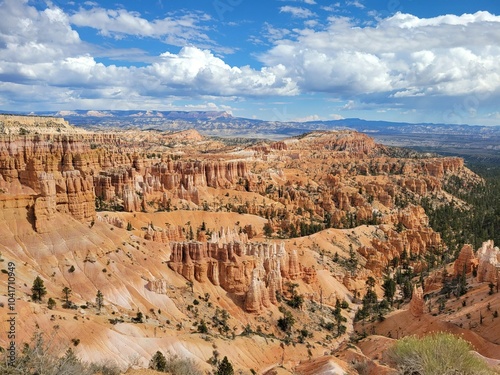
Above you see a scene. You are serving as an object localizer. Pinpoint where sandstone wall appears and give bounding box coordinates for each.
[167,235,316,313]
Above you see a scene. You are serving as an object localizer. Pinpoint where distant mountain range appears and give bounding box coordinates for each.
[2,109,499,163]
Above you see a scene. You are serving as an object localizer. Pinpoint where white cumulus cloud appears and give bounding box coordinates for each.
[280,6,316,19]
[69,6,212,47]
[0,0,298,110]
[261,11,500,105]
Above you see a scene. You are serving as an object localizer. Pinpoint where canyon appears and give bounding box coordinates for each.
[0,114,498,374]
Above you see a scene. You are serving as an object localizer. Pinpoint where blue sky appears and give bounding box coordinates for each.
[1,0,500,125]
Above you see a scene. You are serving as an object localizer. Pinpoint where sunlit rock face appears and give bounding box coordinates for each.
[454,244,477,276]
[409,285,425,317]
[476,240,500,284]
[167,230,316,313]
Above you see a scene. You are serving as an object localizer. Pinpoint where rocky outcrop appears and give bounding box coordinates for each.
[306,131,377,155]
[271,141,287,151]
[0,134,108,229]
[144,226,169,243]
[97,214,125,229]
[34,172,57,233]
[168,241,249,290]
[453,244,477,276]
[0,114,80,135]
[476,240,500,284]
[357,206,443,275]
[152,160,250,190]
[145,279,169,294]
[244,268,271,313]
[167,232,313,313]
[59,170,95,221]
[122,185,141,212]
[409,285,425,317]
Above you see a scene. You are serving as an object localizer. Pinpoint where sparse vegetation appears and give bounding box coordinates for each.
[215,356,234,375]
[0,332,120,375]
[95,290,104,311]
[132,311,144,323]
[62,286,72,308]
[388,332,497,375]
[277,309,295,334]
[149,350,203,374]
[31,275,47,302]
[47,297,56,310]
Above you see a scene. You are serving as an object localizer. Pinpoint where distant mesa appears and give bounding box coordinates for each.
[0,114,85,135]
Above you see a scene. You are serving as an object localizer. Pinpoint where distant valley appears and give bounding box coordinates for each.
[5,109,500,166]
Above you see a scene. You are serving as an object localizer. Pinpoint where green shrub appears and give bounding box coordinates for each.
[388,332,497,374]
[277,310,295,333]
[215,356,234,375]
[149,351,167,372]
[47,298,56,310]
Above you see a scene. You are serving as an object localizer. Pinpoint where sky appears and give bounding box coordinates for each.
[1,0,500,125]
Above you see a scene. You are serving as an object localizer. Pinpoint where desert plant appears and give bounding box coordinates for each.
[62,286,72,308]
[388,332,497,374]
[31,275,47,302]
[277,310,295,333]
[150,351,203,375]
[149,351,167,372]
[197,319,209,334]
[0,331,120,374]
[215,356,234,375]
[95,290,104,311]
[88,363,120,375]
[132,311,144,323]
[47,297,56,310]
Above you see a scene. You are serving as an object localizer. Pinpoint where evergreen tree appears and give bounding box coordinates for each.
[263,221,274,237]
[382,277,396,305]
[62,286,72,307]
[347,245,358,275]
[277,310,295,333]
[96,290,104,311]
[31,276,47,302]
[149,351,167,372]
[47,298,56,310]
[216,356,234,375]
[402,279,413,300]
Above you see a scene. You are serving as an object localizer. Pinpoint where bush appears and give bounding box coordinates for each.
[215,356,234,375]
[154,351,203,375]
[197,319,209,334]
[277,310,295,333]
[47,298,56,310]
[0,332,120,374]
[388,332,497,374]
[31,275,47,302]
[88,363,120,375]
[149,351,167,372]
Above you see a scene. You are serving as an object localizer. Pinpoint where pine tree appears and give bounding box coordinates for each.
[216,356,234,375]
[96,290,104,311]
[31,276,47,302]
[149,351,167,372]
[263,221,273,237]
[47,298,56,310]
[62,286,72,307]
[382,277,396,305]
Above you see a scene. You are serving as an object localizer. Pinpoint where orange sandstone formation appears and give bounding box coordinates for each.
[476,240,500,285]
[409,285,425,317]
[453,244,477,276]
